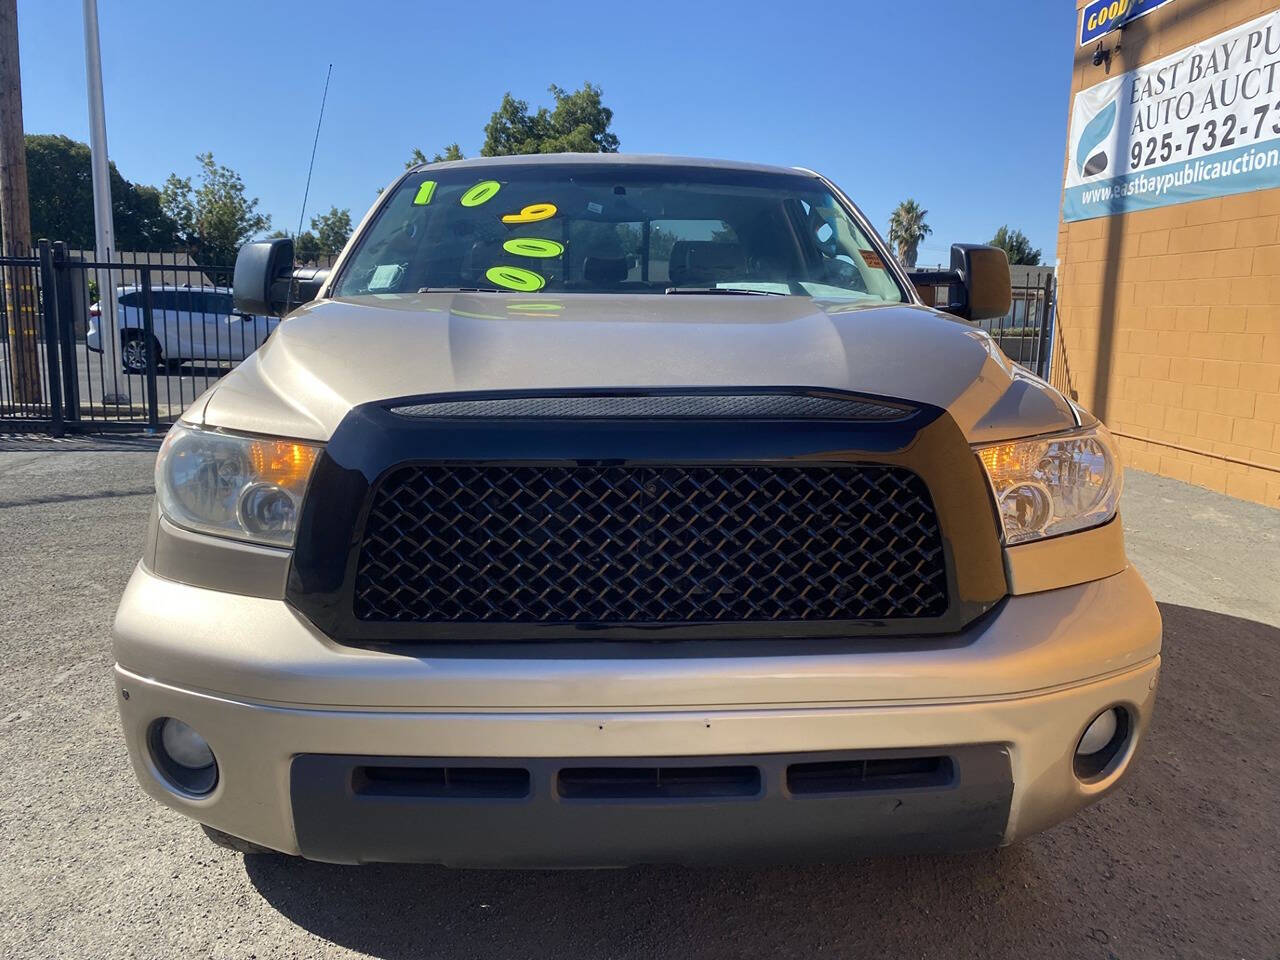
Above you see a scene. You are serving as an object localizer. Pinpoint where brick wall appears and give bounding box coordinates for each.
[1056,0,1280,507]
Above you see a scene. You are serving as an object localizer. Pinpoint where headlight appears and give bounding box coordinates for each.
[974,424,1122,545]
[155,422,321,547]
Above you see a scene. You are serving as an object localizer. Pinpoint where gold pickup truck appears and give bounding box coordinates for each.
[112,154,1160,866]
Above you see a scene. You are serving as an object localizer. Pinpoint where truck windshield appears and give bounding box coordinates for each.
[332,163,906,303]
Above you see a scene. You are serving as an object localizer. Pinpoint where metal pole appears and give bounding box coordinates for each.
[37,240,64,436]
[0,0,42,405]
[1040,271,1057,382]
[52,241,81,421]
[82,0,124,402]
[139,265,158,430]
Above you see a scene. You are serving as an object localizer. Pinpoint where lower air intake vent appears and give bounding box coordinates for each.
[787,756,955,795]
[558,766,761,800]
[353,766,530,799]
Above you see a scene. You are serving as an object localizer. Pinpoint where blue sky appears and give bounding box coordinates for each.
[18,0,1075,264]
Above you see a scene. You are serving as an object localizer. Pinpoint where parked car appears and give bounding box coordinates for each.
[112,154,1160,867]
[87,285,276,373]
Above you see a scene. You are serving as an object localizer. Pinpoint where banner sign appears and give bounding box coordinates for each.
[1080,0,1177,47]
[1064,9,1280,222]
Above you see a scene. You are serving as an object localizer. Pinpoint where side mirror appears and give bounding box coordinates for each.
[291,266,330,304]
[949,243,1011,321]
[233,240,332,316]
[233,239,294,316]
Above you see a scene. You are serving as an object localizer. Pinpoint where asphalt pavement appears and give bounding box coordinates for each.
[0,444,1276,959]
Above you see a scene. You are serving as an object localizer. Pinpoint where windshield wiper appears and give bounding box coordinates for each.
[418,285,789,296]
[418,286,504,293]
[664,286,787,296]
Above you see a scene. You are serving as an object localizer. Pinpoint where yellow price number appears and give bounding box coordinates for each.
[502,203,557,224]
[486,265,546,292]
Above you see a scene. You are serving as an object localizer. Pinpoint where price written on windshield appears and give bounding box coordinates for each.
[1130,98,1280,169]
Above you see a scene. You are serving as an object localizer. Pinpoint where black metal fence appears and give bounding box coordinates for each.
[985,267,1056,377]
[909,266,1056,379]
[5,241,1058,436]
[1,242,242,434]
[0,248,56,423]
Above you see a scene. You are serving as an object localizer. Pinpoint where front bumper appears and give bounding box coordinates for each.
[113,563,1161,865]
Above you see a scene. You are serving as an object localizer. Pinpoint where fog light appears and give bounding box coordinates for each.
[160,718,214,768]
[1073,706,1131,781]
[1077,708,1119,756]
[150,718,218,796]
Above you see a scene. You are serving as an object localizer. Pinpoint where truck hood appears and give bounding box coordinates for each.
[197,292,1077,443]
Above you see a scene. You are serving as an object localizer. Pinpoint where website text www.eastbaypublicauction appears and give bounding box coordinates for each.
[1080,144,1280,204]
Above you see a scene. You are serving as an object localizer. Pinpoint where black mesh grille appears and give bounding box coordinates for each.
[354,464,947,625]
[391,393,910,421]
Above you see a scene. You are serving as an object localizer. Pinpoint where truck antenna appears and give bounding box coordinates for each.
[296,63,333,240]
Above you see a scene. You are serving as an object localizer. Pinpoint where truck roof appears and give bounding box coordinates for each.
[406,152,816,179]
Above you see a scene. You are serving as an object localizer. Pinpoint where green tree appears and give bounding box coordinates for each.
[267,207,350,261]
[481,83,619,157]
[161,153,271,267]
[309,206,352,254]
[990,225,1042,265]
[268,228,320,254]
[406,143,465,168]
[887,199,931,269]
[23,134,180,250]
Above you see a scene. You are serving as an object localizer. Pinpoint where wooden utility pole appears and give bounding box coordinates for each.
[0,0,40,404]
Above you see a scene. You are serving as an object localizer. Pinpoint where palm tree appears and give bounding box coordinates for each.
[888,199,932,268]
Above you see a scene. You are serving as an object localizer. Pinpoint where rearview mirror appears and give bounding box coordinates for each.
[233,240,332,317]
[291,266,330,305]
[949,243,1011,322]
[233,239,294,316]
[907,244,1012,322]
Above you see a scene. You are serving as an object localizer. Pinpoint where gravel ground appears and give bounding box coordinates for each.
[0,443,1276,960]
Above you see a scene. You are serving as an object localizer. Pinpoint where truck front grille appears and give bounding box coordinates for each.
[353,463,947,625]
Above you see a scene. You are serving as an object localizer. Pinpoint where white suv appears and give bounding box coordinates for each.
[87,285,277,373]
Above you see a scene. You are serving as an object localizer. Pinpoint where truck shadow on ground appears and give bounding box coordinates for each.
[244,846,1049,959]
[243,602,1280,959]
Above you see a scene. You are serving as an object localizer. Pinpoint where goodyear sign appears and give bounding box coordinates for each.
[1080,0,1176,46]
[1064,8,1280,222]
